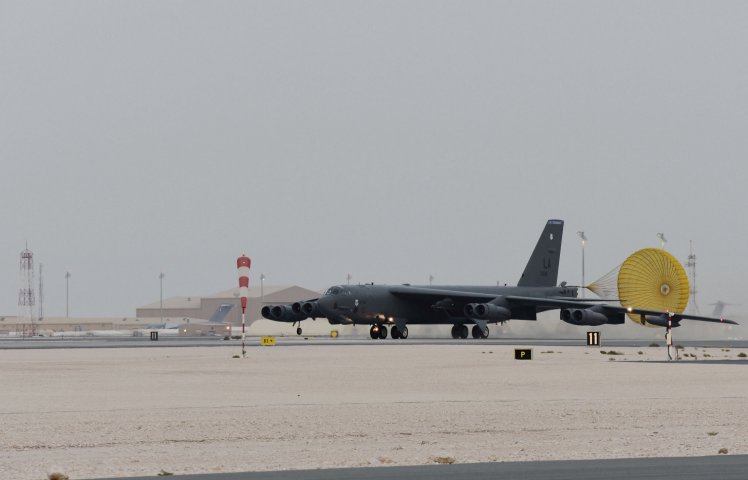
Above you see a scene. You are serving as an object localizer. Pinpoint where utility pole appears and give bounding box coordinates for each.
[65,272,71,318]
[159,272,165,326]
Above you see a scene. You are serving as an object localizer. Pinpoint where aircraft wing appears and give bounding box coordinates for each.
[504,296,738,325]
[388,285,498,304]
[387,287,738,325]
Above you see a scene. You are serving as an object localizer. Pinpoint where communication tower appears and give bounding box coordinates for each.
[18,247,37,337]
[685,240,699,314]
[38,263,44,321]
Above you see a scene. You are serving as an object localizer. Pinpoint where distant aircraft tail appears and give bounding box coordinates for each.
[517,219,564,287]
[209,304,234,323]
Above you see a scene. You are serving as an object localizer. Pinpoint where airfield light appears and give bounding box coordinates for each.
[577,231,587,298]
[260,273,266,305]
[657,233,667,250]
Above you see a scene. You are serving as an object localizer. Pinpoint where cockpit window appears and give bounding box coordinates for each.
[325,287,341,295]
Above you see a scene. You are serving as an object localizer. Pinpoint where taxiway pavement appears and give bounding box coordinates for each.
[87,455,748,480]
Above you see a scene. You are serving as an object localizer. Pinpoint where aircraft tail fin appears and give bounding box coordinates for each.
[517,219,564,287]
[209,304,234,323]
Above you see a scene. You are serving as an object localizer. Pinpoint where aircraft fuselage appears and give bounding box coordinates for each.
[316,283,579,326]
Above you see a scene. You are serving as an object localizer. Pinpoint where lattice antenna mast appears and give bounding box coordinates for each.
[18,246,36,336]
[38,263,44,321]
[685,240,699,314]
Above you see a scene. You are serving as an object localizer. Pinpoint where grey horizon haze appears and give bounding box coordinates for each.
[1,1,747,318]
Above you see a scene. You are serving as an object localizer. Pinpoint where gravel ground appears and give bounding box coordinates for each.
[1,344,747,479]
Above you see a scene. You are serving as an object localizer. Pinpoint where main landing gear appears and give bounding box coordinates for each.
[369,324,387,339]
[391,325,409,339]
[451,324,468,339]
[369,324,409,340]
[472,325,489,339]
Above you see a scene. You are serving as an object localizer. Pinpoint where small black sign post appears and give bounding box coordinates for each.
[150,331,158,341]
[587,331,600,347]
[514,348,532,360]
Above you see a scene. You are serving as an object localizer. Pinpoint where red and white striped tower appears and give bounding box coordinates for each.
[237,254,251,357]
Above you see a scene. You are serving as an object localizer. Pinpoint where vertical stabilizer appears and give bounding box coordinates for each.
[209,304,234,323]
[517,220,564,287]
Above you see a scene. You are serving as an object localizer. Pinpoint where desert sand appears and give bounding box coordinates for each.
[1,343,747,479]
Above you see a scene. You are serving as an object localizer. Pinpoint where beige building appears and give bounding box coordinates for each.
[0,316,147,336]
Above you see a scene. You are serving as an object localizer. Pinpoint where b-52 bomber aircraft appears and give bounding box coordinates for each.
[262,219,737,339]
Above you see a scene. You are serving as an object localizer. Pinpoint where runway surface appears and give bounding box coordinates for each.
[88,455,748,480]
[2,335,747,349]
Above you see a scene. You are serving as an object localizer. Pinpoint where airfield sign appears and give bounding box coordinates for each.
[587,331,601,346]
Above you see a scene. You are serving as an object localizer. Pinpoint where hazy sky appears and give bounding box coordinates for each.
[1,1,747,317]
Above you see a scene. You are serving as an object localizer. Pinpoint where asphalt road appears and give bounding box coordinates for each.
[1,336,747,349]
[87,455,748,480]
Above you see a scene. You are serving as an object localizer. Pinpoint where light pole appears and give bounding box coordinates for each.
[429,274,434,286]
[657,233,667,250]
[260,273,266,304]
[577,231,587,298]
[65,271,71,318]
[159,272,165,326]
[346,273,352,286]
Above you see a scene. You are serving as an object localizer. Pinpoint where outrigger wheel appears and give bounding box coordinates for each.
[617,248,690,325]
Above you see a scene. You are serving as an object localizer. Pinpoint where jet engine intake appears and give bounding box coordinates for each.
[262,305,307,323]
[301,301,321,318]
[560,307,624,326]
[464,303,511,322]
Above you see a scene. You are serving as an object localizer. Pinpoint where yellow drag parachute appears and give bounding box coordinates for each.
[589,248,690,326]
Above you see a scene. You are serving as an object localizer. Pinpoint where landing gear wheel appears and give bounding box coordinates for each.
[391,326,401,339]
[450,325,458,339]
[296,327,302,336]
[459,325,469,339]
[378,326,388,339]
[400,326,408,339]
[369,325,379,340]
[472,325,482,339]
[482,326,489,339]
